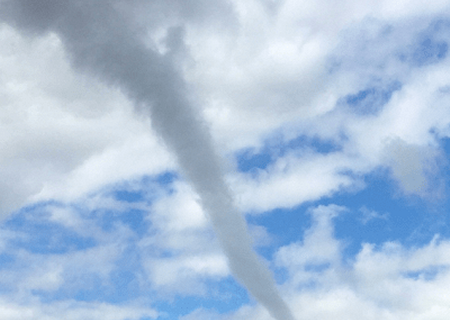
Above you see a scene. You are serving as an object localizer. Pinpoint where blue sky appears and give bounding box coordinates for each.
[1,1,450,319]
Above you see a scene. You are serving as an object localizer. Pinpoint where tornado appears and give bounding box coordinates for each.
[0,1,295,319]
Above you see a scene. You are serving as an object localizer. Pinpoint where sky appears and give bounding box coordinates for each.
[1,0,450,319]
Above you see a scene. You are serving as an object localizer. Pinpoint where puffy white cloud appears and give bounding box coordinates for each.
[231,153,356,213]
[0,299,158,320]
[139,181,229,294]
[145,253,229,295]
[275,205,343,269]
[0,238,123,296]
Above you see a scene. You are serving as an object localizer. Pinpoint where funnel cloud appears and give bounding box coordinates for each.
[0,1,295,319]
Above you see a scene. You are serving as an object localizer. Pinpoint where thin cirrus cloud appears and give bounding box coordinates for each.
[1,0,450,320]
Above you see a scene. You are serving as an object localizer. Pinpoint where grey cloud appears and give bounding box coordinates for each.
[383,138,442,196]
